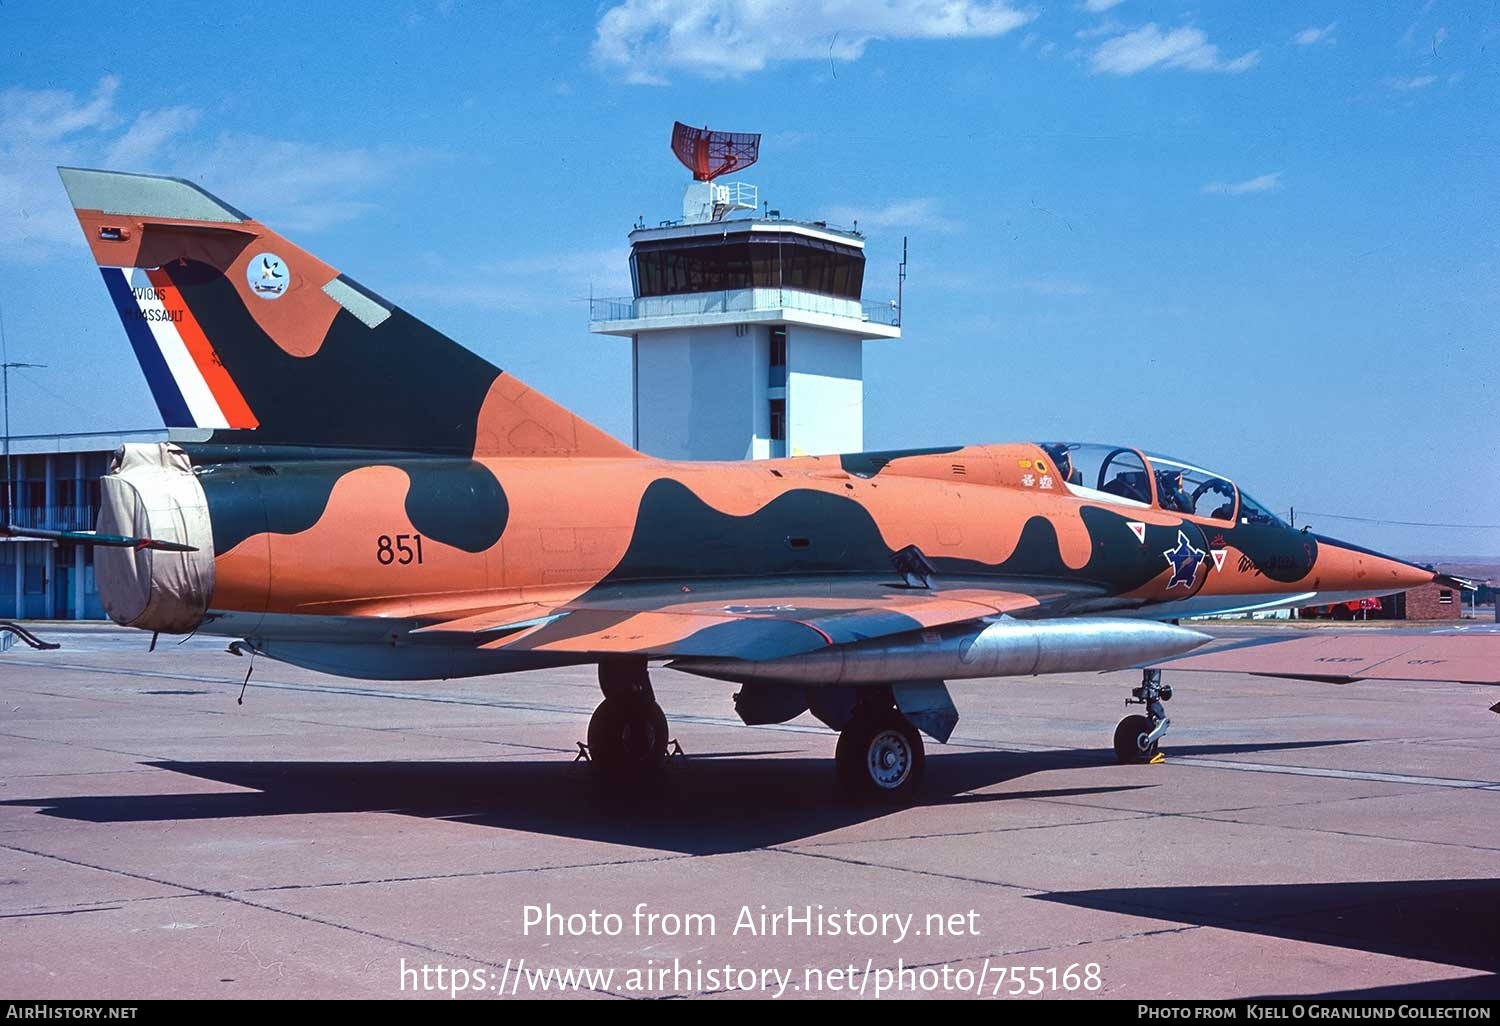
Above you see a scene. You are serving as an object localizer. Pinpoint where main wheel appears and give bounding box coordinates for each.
[1113,714,1158,764]
[587,697,669,779]
[836,710,925,802]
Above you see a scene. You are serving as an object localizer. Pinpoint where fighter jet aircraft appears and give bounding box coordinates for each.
[37,167,1461,801]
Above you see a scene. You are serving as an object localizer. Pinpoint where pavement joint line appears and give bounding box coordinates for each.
[1123,785,1438,818]
[6,659,606,718]
[1173,756,1500,790]
[0,728,567,768]
[0,839,625,1000]
[0,765,200,781]
[1021,782,1440,820]
[0,729,301,767]
[4,684,586,752]
[769,845,1036,893]
[888,792,1500,864]
[230,852,700,896]
[1163,808,1500,855]
[1004,791,1500,855]
[781,812,1158,850]
[1,891,196,915]
[0,906,125,920]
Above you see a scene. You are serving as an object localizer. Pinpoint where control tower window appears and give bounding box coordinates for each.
[770,327,786,368]
[632,234,865,300]
[769,399,786,441]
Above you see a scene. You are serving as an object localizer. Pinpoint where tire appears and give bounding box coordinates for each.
[587,698,669,779]
[836,710,925,803]
[1113,713,1158,764]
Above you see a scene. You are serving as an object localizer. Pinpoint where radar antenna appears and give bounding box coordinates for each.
[671,122,761,182]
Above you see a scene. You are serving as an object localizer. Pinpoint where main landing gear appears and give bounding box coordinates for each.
[1114,668,1172,764]
[835,700,926,803]
[586,660,671,782]
[583,666,929,802]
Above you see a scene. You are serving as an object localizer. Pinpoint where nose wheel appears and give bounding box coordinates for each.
[1114,668,1172,764]
[836,706,926,802]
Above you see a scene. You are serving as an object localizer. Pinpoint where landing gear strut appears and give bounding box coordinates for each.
[835,699,926,802]
[1114,668,1172,764]
[586,660,670,781]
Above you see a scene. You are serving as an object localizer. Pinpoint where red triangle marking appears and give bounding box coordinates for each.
[1127,521,1146,544]
[1211,549,1227,572]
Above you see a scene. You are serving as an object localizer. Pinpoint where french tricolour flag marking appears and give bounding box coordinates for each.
[101,267,257,431]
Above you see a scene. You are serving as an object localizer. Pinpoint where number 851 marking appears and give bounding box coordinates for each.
[376,534,424,566]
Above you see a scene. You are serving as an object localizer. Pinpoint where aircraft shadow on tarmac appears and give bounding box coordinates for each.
[4,739,1354,855]
[1036,879,1500,989]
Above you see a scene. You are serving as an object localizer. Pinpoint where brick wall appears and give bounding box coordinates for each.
[1403,582,1464,620]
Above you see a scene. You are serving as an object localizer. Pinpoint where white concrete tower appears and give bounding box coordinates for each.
[589,123,901,461]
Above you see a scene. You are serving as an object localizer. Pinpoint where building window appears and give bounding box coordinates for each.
[770,327,786,368]
[630,234,866,300]
[1438,589,1453,604]
[769,399,786,442]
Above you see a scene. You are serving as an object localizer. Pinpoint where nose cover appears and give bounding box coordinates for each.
[95,443,215,633]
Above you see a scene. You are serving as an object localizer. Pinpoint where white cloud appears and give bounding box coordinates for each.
[1090,23,1259,75]
[1082,0,1124,11]
[823,197,957,233]
[1291,22,1337,46]
[1388,74,1438,91]
[1399,0,1437,48]
[1201,172,1282,196]
[191,136,434,233]
[593,0,1034,82]
[0,76,430,263]
[1076,18,1123,41]
[103,107,201,170]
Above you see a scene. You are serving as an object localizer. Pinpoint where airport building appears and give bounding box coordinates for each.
[0,429,166,620]
[589,123,901,460]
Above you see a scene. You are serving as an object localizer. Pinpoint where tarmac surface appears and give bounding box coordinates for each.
[1,622,1497,1000]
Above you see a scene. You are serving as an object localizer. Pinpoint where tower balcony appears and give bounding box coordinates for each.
[588,288,901,340]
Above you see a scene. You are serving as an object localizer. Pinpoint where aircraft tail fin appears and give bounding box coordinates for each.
[59,167,637,460]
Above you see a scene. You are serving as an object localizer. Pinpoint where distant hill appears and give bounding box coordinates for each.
[1403,557,1500,584]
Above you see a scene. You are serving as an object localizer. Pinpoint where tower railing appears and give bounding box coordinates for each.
[6,505,98,531]
[589,290,900,327]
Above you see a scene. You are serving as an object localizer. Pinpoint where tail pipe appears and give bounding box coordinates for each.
[670,616,1212,686]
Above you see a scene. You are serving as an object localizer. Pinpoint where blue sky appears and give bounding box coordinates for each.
[1,1,1495,556]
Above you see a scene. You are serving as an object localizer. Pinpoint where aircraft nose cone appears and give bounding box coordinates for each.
[1311,534,1435,591]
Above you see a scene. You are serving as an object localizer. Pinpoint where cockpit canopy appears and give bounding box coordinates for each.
[1038,442,1285,527]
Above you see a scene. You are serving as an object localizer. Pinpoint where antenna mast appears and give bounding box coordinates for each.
[0,300,46,525]
[897,236,908,328]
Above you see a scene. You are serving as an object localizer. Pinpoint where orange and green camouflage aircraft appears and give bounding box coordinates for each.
[37,167,1458,800]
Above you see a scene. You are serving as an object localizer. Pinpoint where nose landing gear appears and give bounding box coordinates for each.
[1114,668,1172,764]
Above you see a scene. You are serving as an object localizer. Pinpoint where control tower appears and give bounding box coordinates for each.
[588,122,901,461]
